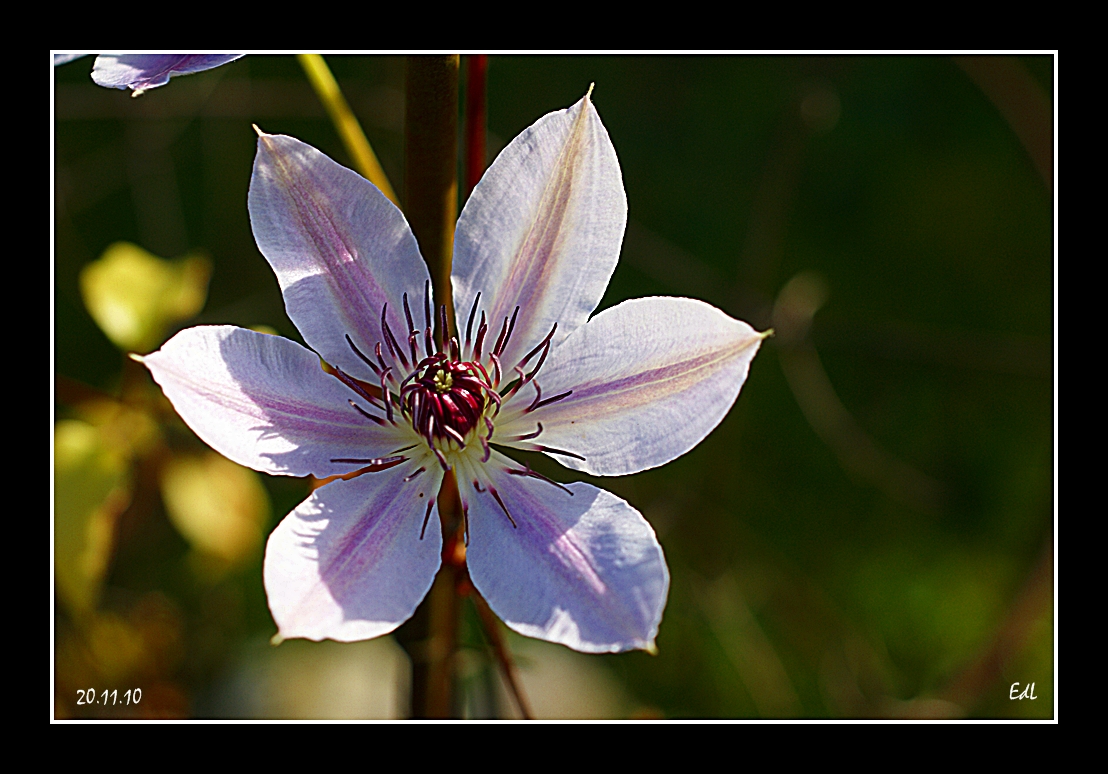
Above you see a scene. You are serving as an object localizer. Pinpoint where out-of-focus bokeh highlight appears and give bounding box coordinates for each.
[80,242,210,354]
[54,55,1054,718]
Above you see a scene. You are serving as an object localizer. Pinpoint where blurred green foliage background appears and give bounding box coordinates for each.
[53,55,1054,719]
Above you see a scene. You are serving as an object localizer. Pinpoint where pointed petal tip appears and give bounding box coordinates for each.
[522,297,767,476]
[586,82,595,101]
[466,475,668,655]
[253,123,266,138]
[644,641,659,656]
[128,352,145,363]
[270,632,284,646]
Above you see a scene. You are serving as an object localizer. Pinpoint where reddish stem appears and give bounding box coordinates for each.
[463,55,488,201]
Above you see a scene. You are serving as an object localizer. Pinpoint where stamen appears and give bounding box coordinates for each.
[424,281,434,357]
[490,353,502,387]
[379,369,395,424]
[526,338,552,381]
[530,389,573,412]
[442,424,467,447]
[404,466,426,482]
[488,485,518,528]
[526,380,542,411]
[495,306,520,356]
[420,499,435,539]
[474,313,488,361]
[465,292,481,350]
[522,443,586,461]
[328,363,384,408]
[374,343,391,378]
[504,422,544,442]
[381,304,409,369]
[346,334,381,376]
[431,445,451,472]
[515,323,558,371]
[407,390,423,429]
[472,360,494,391]
[507,466,573,495]
[439,305,449,352]
[349,399,387,426]
[491,315,510,358]
[453,375,487,393]
[500,365,529,400]
[484,386,502,410]
[399,369,421,398]
[403,293,416,336]
[330,455,407,472]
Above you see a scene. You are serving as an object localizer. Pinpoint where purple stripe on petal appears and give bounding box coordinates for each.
[264,463,443,642]
[452,93,626,369]
[555,347,738,406]
[143,326,415,478]
[497,297,766,476]
[249,133,431,380]
[464,455,668,653]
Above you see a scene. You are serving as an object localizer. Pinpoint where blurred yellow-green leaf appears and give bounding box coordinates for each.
[160,452,271,566]
[79,242,211,353]
[77,397,161,459]
[54,420,131,615]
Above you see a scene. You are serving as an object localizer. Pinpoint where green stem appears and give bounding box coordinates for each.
[297,54,400,207]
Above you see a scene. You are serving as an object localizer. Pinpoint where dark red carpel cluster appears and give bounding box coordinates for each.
[401,356,495,448]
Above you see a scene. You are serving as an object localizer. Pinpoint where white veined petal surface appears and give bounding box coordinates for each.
[498,297,766,476]
[142,326,412,479]
[463,459,668,654]
[264,463,444,642]
[249,132,431,381]
[451,93,626,369]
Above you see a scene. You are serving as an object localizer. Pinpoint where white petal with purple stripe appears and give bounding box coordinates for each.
[264,464,443,642]
[451,93,626,370]
[249,132,432,381]
[462,457,668,653]
[143,326,413,479]
[498,297,766,476]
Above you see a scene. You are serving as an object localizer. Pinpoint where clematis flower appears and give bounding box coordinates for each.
[139,92,766,653]
[55,54,243,96]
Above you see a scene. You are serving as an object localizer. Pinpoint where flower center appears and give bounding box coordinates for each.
[323,286,587,543]
[401,357,494,448]
[328,284,578,483]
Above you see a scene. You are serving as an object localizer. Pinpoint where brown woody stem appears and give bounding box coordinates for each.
[400,55,461,718]
[405,55,459,335]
